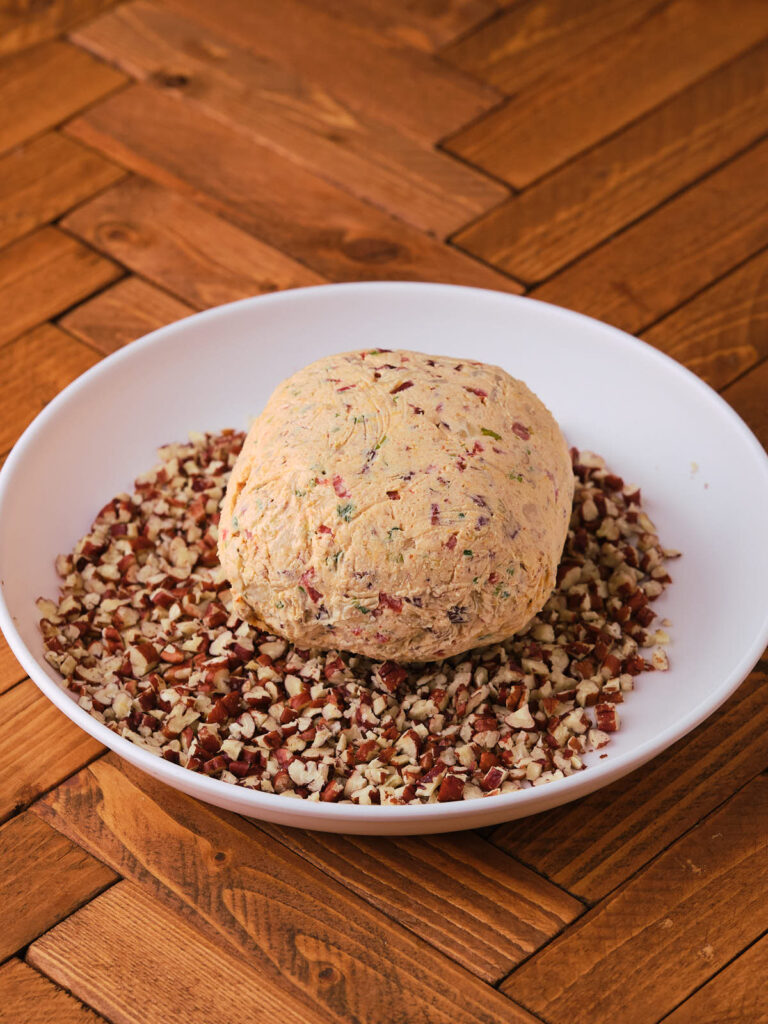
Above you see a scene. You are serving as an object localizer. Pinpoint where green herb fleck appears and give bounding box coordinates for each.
[509,472,523,482]
[463,549,473,557]
[294,488,306,497]
[387,526,402,540]
[352,414,366,424]
[458,512,466,520]
[298,585,306,596]
[472,576,479,584]
[337,502,356,522]
[525,447,532,456]
[275,600,284,610]
[481,427,502,441]
[507,567,515,576]
[353,602,370,615]
[374,435,387,450]
[232,515,239,530]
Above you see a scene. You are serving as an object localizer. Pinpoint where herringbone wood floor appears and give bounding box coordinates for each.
[1,2,767,1022]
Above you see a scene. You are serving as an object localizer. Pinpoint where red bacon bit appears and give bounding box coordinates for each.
[488,572,500,585]
[468,441,484,456]
[300,570,322,603]
[456,457,466,472]
[464,386,488,401]
[512,422,530,440]
[390,380,413,394]
[378,592,403,614]
[431,503,440,525]
[386,490,401,500]
[337,385,356,392]
[317,524,332,535]
[332,475,348,497]
[445,533,457,550]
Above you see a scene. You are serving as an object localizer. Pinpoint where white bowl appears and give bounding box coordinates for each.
[1,283,766,834]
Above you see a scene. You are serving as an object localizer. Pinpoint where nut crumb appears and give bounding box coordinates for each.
[38,436,676,805]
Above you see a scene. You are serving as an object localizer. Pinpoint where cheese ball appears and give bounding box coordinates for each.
[219,349,573,662]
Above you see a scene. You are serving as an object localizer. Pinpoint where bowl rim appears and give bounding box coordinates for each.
[2,281,767,825]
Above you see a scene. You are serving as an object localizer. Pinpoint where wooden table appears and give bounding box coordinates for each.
[2,2,767,1022]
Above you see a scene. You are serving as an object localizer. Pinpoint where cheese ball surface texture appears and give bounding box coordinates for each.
[219,349,574,662]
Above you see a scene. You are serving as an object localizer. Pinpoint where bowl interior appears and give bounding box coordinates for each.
[1,283,767,832]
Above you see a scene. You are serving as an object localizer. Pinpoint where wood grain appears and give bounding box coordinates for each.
[722,357,768,450]
[0,323,101,454]
[0,812,116,961]
[444,0,768,186]
[454,42,768,283]
[0,228,121,352]
[531,140,768,333]
[443,0,661,95]
[643,246,768,390]
[503,775,768,1024]
[305,0,496,52]
[0,132,124,251]
[28,881,328,1024]
[60,276,193,354]
[0,633,25,695]
[0,40,125,156]
[261,826,583,982]
[0,0,117,58]
[34,756,538,1024]
[491,663,768,901]
[162,0,500,141]
[0,680,104,823]
[63,177,324,307]
[73,1,507,237]
[65,85,522,290]
[664,932,768,1024]
[0,959,105,1024]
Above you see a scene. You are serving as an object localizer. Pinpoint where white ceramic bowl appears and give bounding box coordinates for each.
[1,283,767,834]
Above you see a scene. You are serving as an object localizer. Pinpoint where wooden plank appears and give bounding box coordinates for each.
[643,246,768,390]
[531,140,768,334]
[34,756,538,1024]
[503,775,768,1024]
[491,663,768,902]
[0,0,117,58]
[262,826,583,983]
[0,40,125,157]
[302,0,497,52]
[0,812,116,961]
[454,42,768,284]
[0,132,124,251]
[0,228,121,351]
[722,357,768,450]
[443,0,660,94]
[0,960,105,1024]
[63,177,324,307]
[28,881,327,1024]
[162,0,499,141]
[0,323,101,455]
[73,2,507,238]
[444,0,768,187]
[60,276,193,355]
[0,632,25,695]
[0,680,104,823]
[65,85,522,290]
[664,932,768,1024]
